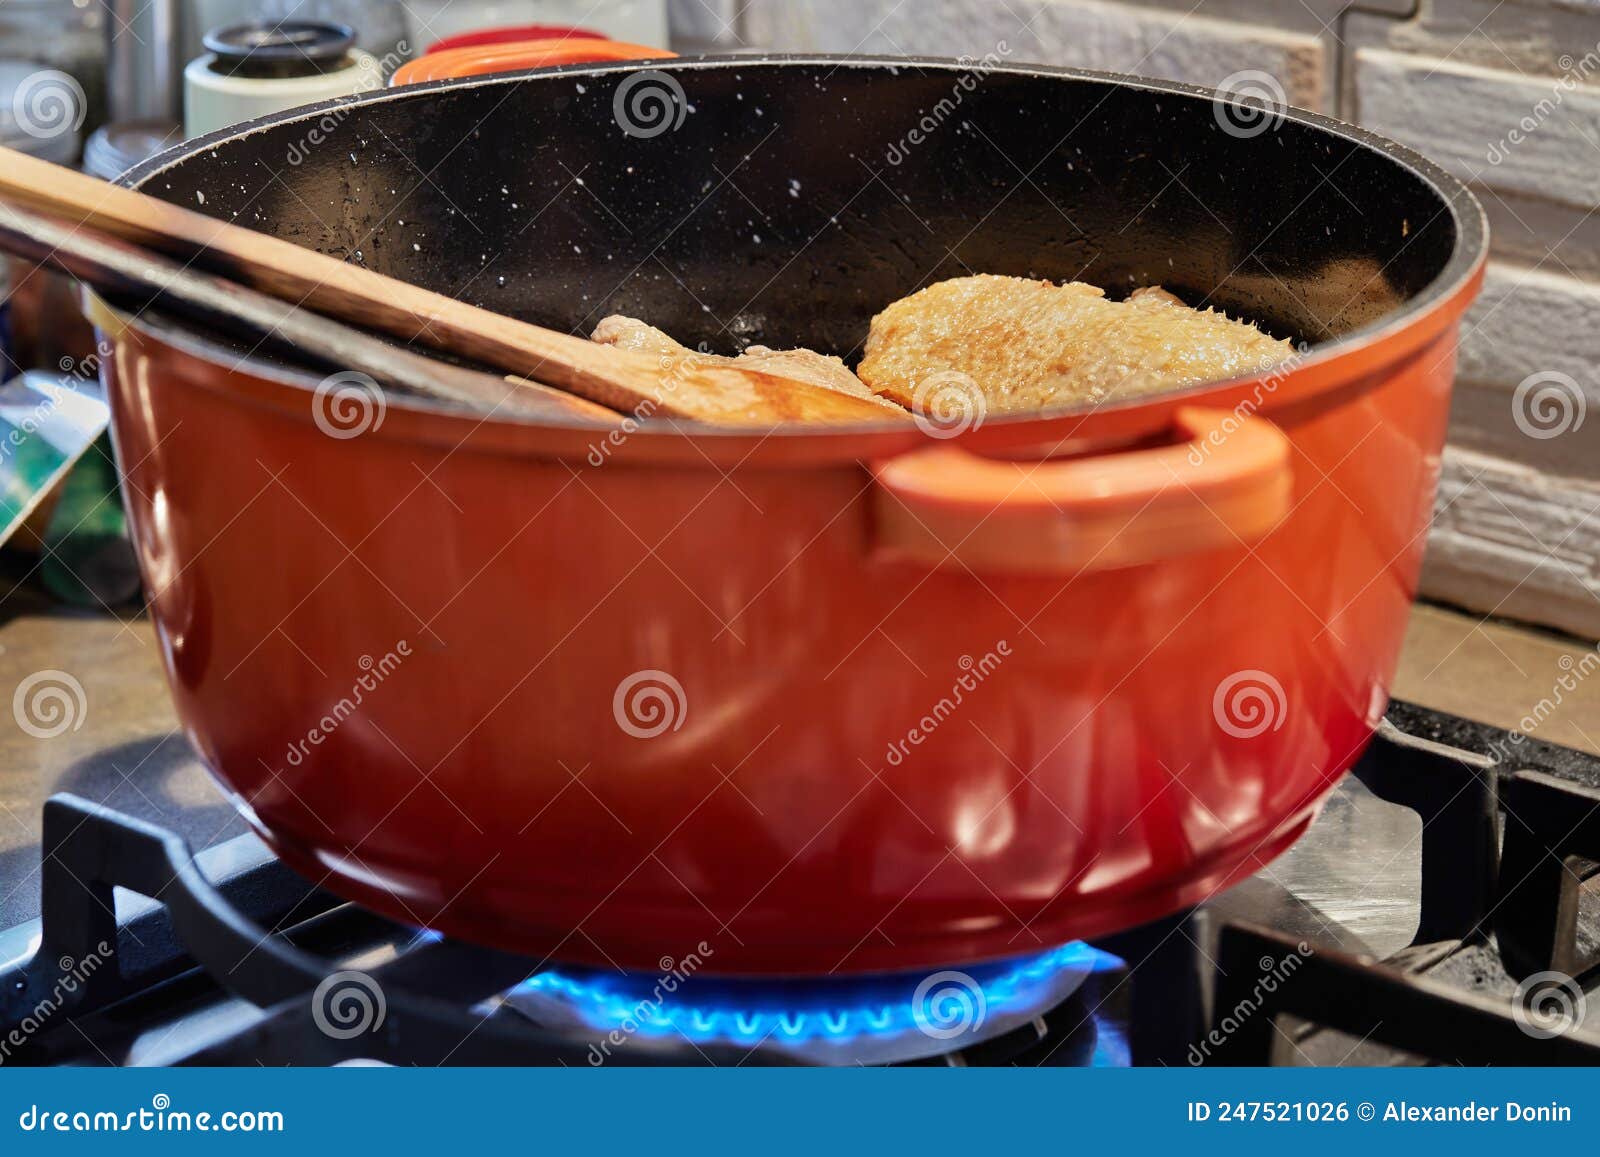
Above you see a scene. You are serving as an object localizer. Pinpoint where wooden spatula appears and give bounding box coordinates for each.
[0,145,899,426]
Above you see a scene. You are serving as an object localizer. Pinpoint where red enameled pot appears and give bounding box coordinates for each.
[92,58,1487,974]
[390,37,674,86]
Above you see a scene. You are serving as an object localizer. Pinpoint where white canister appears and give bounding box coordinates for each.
[184,21,382,139]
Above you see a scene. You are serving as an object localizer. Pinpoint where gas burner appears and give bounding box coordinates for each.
[504,942,1122,1065]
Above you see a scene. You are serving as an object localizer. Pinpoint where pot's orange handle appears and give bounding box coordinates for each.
[870,407,1292,574]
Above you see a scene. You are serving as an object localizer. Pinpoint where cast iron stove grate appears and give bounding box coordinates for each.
[2,700,1600,1066]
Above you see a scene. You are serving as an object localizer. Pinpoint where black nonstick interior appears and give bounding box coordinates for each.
[128,57,1470,364]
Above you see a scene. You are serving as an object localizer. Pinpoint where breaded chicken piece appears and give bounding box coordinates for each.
[857,275,1294,411]
[592,315,904,410]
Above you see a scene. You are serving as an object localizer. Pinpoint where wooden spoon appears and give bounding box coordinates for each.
[0,145,900,426]
[0,198,621,423]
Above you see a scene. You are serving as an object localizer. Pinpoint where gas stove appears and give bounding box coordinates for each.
[2,699,1599,1067]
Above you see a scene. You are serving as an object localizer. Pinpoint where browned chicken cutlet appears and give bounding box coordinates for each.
[857,275,1294,412]
[592,315,904,410]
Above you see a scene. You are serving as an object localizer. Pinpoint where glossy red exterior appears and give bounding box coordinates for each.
[92,59,1488,974]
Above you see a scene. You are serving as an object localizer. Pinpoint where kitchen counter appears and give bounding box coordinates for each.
[0,594,1594,931]
[0,587,246,929]
[1395,601,1600,756]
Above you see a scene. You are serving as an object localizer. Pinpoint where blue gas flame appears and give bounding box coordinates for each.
[516,941,1121,1046]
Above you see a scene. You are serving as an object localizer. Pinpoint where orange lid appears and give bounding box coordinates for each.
[391,38,674,85]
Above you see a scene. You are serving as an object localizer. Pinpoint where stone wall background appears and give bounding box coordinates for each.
[669,0,1600,640]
